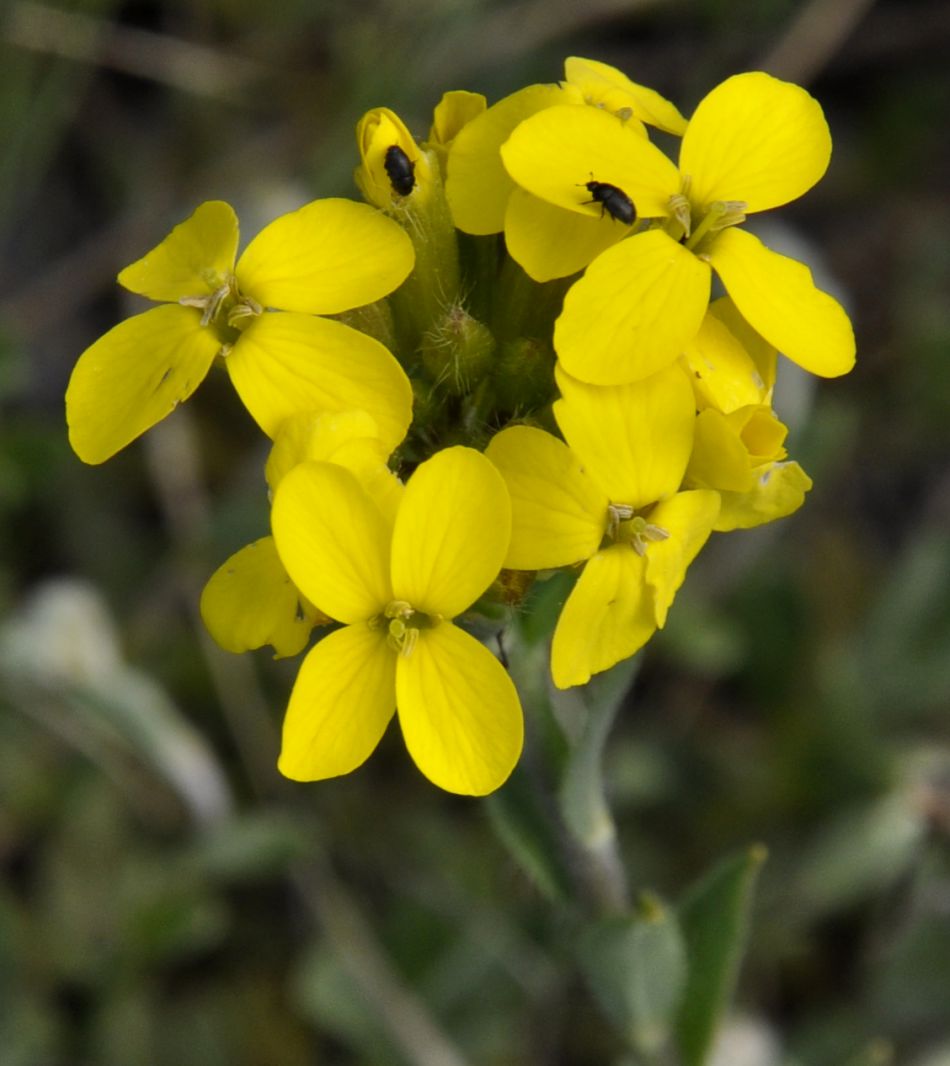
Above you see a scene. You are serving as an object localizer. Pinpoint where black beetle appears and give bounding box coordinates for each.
[384,145,416,197]
[581,180,636,225]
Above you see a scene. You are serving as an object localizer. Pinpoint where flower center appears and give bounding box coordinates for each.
[604,503,670,556]
[684,200,747,253]
[380,600,440,657]
[665,177,747,251]
[179,274,262,346]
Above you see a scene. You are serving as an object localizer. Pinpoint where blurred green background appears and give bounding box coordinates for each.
[1,0,949,1063]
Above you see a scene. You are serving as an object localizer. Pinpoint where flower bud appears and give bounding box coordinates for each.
[426,90,487,171]
[421,306,496,396]
[355,107,433,210]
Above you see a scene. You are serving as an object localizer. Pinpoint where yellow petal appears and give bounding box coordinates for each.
[708,296,777,397]
[428,90,488,150]
[554,230,711,384]
[643,490,720,627]
[271,461,392,623]
[446,82,574,235]
[504,186,625,282]
[396,623,522,795]
[226,312,412,449]
[66,305,219,464]
[200,536,321,658]
[265,409,382,491]
[709,227,855,377]
[391,447,511,618]
[485,425,607,569]
[551,547,656,689]
[685,404,787,497]
[235,198,415,314]
[686,408,756,493]
[329,441,404,527]
[264,409,404,525]
[714,460,812,531]
[501,105,680,222]
[554,362,696,507]
[117,201,238,301]
[734,405,787,464]
[563,56,688,135]
[278,623,396,782]
[680,72,831,213]
[683,306,769,413]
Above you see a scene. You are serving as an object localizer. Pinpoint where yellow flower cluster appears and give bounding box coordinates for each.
[66,57,854,794]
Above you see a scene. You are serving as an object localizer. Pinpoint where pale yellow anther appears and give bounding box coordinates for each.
[685,200,748,251]
[382,600,439,658]
[608,511,671,556]
[667,191,692,239]
[178,276,262,330]
[227,295,263,328]
[606,502,635,541]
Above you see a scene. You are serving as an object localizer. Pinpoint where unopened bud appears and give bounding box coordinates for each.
[421,307,496,396]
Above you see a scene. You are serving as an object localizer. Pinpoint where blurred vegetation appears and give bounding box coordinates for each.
[1,0,949,1063]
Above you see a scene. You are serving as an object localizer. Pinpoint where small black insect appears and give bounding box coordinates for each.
[384,145,416,197]
[581,180,636,225]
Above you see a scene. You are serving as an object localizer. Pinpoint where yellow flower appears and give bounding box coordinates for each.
[355,107,435,209]
[487,364,719,687]
[200,409,403,658]
[685,403,812,529]
[270,446,523,795]
[66,199,414,464]
[562,56,687,135]
[445,58,685,282]
[682,297,777,414]
[677,299,811,530]
[426,90,487,168]
[199,537,329,659]
[500,72,855,384]
[354,106,464,339]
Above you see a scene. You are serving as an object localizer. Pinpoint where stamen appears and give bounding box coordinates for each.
[382,600,439,657]
[178,276,262,331]
[685,200,747,251]
[227,295,263,328]
[201,283,231,327]
[606,502,635,541]
[667,192,692,239]
[626,516,670,556]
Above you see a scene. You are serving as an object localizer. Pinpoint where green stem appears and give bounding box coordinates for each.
[458,232,501,325]
[388,158,462,352]
[555,655,640,915]
[491,255,572,344]
[499,603,638,917]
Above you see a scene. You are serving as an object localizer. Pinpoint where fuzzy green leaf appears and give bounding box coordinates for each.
[578,892,687,1054]
[674,844,766,1066]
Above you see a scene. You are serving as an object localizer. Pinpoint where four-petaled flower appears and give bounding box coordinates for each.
[501,72,856,384]
[200,408,404,659]
[271,446,523,795]
[445,57,687,283]
[487,363,720,687]
[66,199,415,463]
